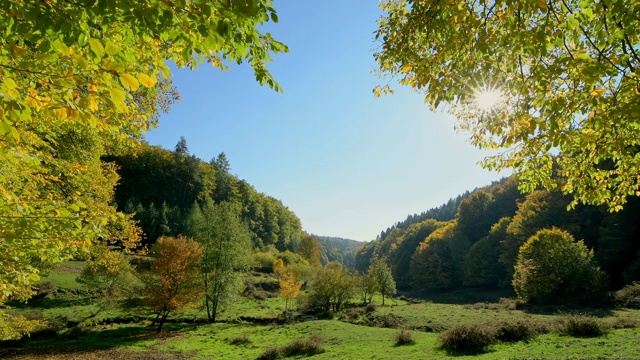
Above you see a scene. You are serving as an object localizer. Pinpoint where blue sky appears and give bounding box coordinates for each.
[144,0,509,242]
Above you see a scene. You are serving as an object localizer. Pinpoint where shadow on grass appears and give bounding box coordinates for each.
[0,323,199,359]
[408,287,516,305]
[518,303,616,318]
[442,348,496,357]
[9,297,94,310]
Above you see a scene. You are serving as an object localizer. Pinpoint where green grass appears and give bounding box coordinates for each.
[38,261,86,290]
[6,264,640,359]
[16,320,639,360]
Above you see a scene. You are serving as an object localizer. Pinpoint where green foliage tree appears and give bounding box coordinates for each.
[513,228,606,304]
[297,235,322,268]
[499,190,573,282]
[456,190,495,244]
[462,217,511,287]
[138,235,204,333]
[388,219,444,290]
[187,200,251,323]
[357,270,379,305]
[307,262,358,312]
[1,0,287,310]
[76,246,135,309]
[375,0,640,211]
[369,257,396,306]
[410,221,470,291]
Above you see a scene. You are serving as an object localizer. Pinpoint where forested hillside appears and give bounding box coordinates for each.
[105,138,303,250]
[358,176,640,295]
[313,235,361,268]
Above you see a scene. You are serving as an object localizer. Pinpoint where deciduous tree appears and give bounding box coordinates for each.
[1,0,287,307]
[369,257,396,306]
[138,236,203,333]
[375,0,640,211]
[187,200,251,322]
[513,228,606,304]
[297,235,322,268]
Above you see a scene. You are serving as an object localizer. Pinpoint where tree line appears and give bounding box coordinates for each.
[356,176,640,302]
[105,137,304,251]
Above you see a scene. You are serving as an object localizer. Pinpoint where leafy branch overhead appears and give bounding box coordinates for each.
[0,0,287,299]
[375,0,640,211]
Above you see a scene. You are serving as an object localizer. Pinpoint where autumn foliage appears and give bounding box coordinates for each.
[274,260,301,312]
[138,236,204,333]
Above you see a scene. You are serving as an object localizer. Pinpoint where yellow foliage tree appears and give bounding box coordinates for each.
[278,270,302,312]
[0,0,287,337]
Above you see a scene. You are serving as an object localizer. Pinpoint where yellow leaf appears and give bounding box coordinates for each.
[89,96,99,112]
[54,108,68,120]
[27,273,40,282]
[137,73,157,87]
[4,77,17,89]
[120,73,140,91]
[88,38,105,58]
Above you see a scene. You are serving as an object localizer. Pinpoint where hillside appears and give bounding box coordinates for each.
[359,175,640,293]
[105,140,303,250]
[313,235,362,268]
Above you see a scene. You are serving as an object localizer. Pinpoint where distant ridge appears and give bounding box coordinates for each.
[312,235,361,268]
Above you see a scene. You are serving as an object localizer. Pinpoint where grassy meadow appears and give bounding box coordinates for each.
[2,261,640,359]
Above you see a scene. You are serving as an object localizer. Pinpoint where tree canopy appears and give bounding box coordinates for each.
[1,0,286,299]
[375,0,640,211]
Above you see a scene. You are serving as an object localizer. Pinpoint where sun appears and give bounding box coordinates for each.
[473,85,504,112]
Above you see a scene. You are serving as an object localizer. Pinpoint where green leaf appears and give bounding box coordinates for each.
[0,120,12,135]
[104,40,119,55]
[88,38,105,58]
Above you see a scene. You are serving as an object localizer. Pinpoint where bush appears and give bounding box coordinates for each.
[438,323,496,353]
[513,228,606,304]
[252,252,276,273]
[340,307,364,320]
[229,332,251,345]
[610,317,638,329]
[557,314,609,337]
[395,329,415,346]
[613,282,640,309]
[256,333,325,360]
[494,319,540,342]
[364,303,377,313]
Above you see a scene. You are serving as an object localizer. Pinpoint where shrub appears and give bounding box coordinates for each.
[364,303,377,313]
[395,329,415,346]
[557,314,609,337]
[513,228,606,304]
[438,323,496,353]
[613,282,640,309]
[252,252,277,273]
[256,333,325,360]
[610,317,638,329]
[341,307,364,320]
[229,332,251,345]
[494,319,540,342]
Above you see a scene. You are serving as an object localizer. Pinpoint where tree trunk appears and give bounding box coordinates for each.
[156,312,169,334]
[151,312,161,326]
